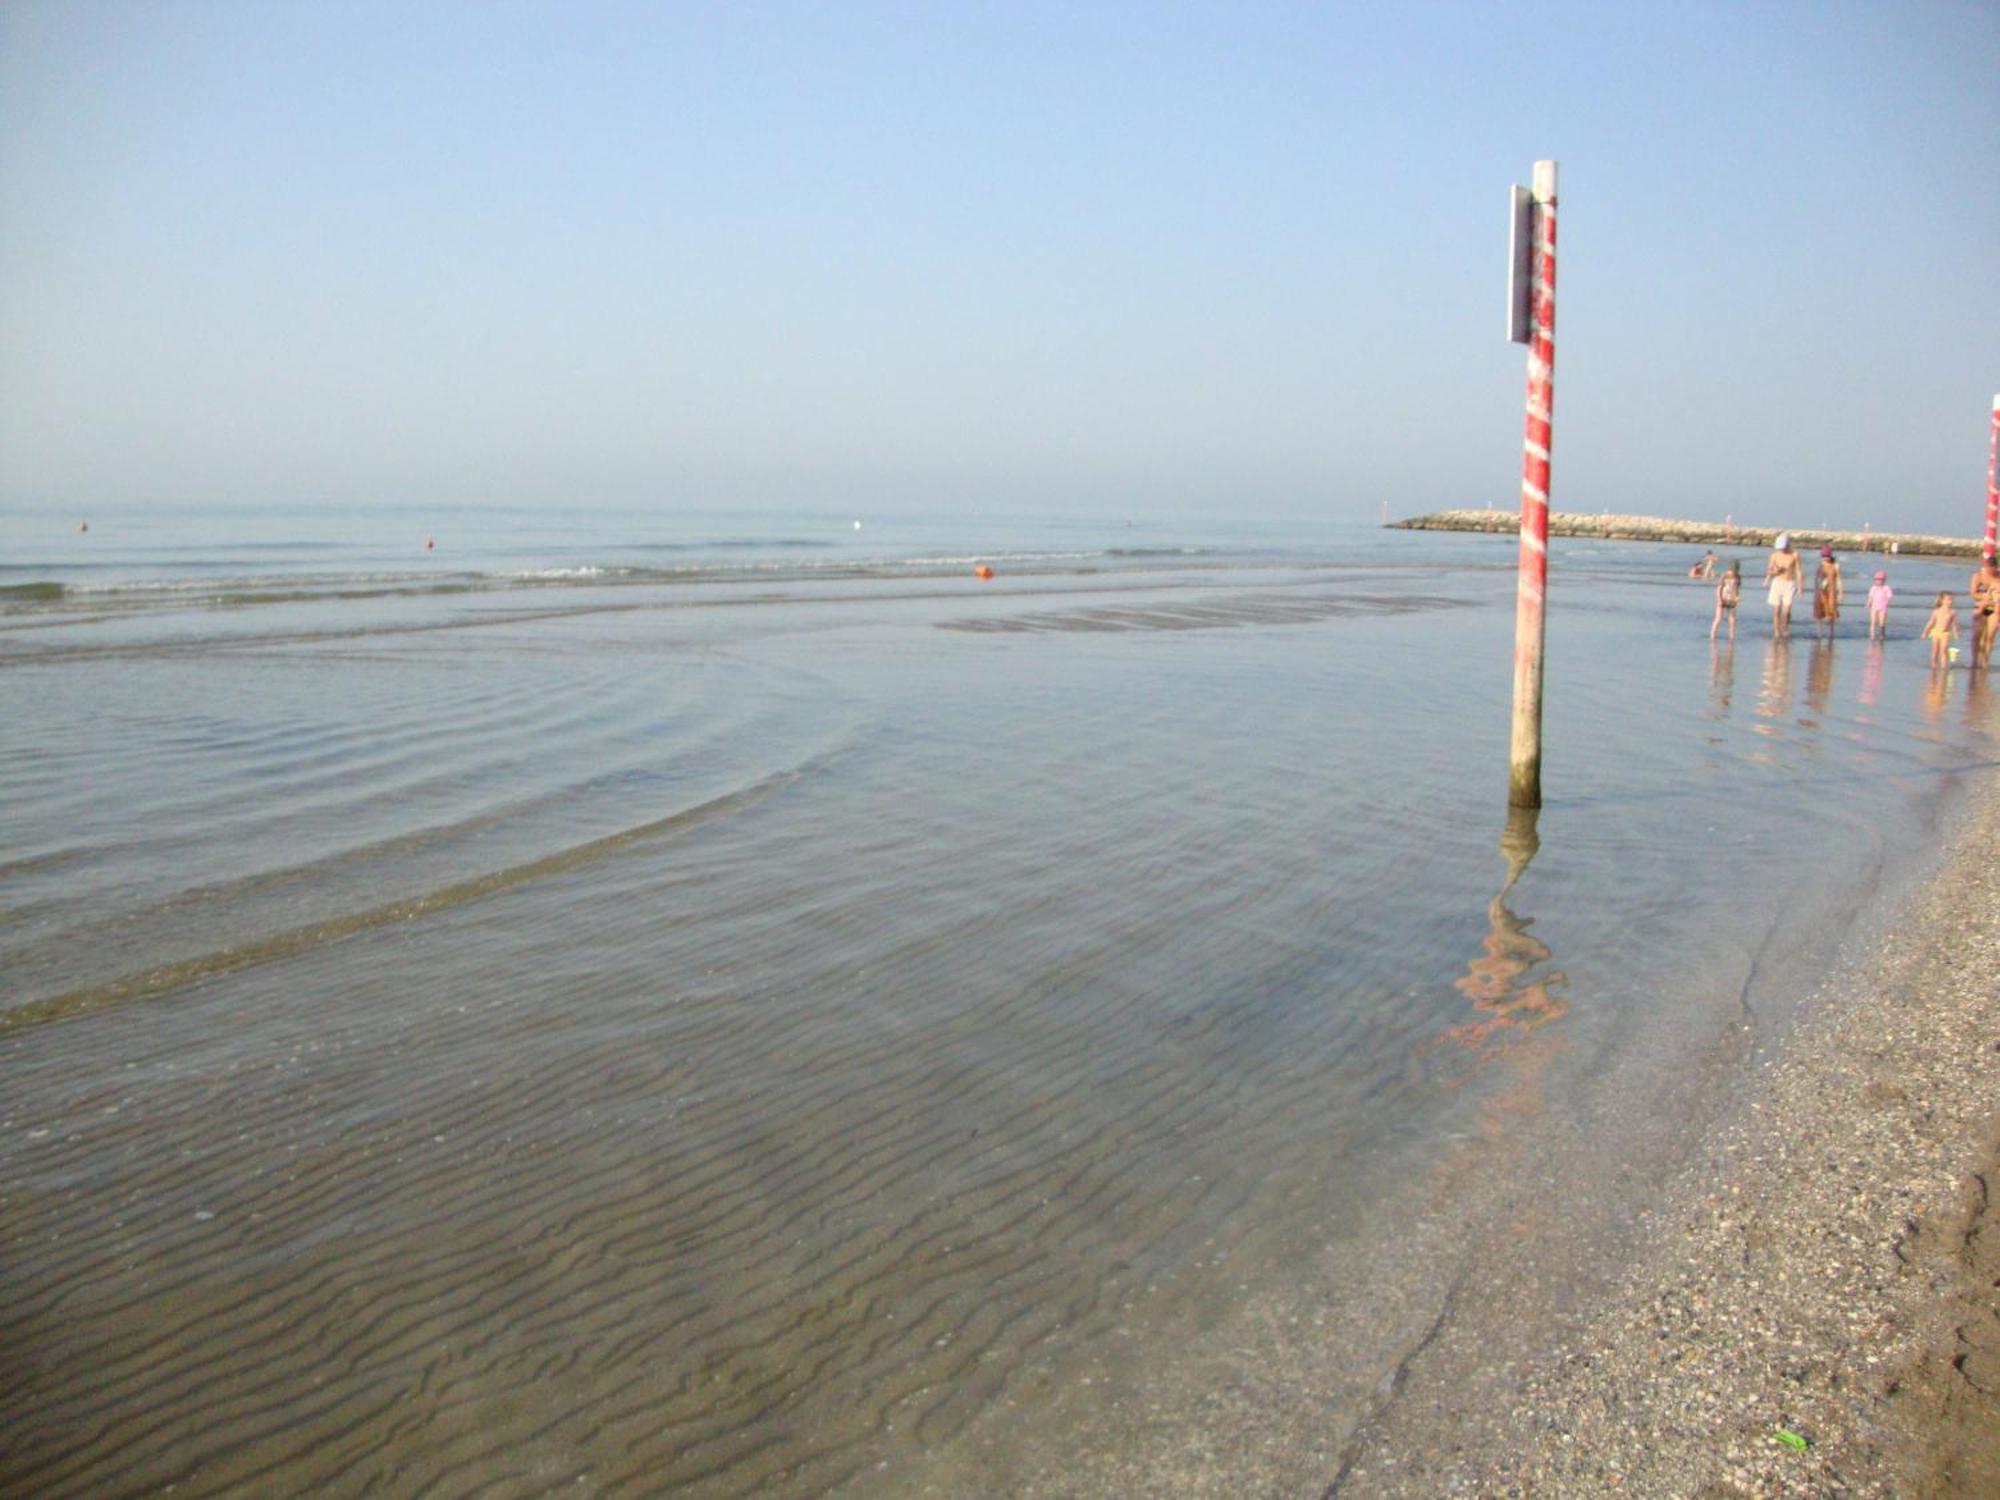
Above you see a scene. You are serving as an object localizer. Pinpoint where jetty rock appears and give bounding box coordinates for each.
[1388,509,1983,559]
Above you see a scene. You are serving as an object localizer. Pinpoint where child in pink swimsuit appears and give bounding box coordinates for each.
[1866,571,1892,641]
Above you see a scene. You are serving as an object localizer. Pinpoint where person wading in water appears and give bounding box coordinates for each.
[1813,547,1844,640]
[1764,534,1804,640]
[1969,553,2000,667]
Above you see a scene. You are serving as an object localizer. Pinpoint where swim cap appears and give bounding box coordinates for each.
[1775,533,1790,549]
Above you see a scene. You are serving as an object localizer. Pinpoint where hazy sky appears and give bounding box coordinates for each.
[3,1,1996,530]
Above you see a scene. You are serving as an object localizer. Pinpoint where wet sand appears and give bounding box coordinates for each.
[5,540,1994,1497]
[974,772,2000,1499]
[1322,774,2000,1498]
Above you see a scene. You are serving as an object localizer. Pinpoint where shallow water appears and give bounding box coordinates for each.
[3,509,1994,1495]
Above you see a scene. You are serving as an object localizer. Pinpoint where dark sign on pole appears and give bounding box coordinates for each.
[1507,184,1534,345]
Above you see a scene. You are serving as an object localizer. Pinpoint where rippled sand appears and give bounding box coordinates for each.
[4,555,1994,1496]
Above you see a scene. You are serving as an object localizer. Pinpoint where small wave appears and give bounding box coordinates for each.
[897,550,1102,566]
[0,545,1253,621]
[143,541,351,554]
[63,570,448,596]
[621,537,837,553]
[0,560,128,573]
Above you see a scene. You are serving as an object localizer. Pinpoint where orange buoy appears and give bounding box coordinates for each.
[973,564,994,580]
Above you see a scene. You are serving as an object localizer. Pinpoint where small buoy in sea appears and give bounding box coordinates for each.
[973,564,994,580]
[78,520,88,533]
[853,520,862,530]
[425,536,435,551]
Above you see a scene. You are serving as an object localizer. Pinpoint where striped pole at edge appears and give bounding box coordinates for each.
[1509,160,1557,810]
[1985,395,1998,564]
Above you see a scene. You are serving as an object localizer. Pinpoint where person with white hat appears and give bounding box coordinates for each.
[1763,533,1804,639]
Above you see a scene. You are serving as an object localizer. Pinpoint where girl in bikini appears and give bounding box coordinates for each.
[1710,560,1741,641]
[1923,591,1959,669]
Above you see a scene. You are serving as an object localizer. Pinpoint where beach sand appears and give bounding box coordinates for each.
[1324,775,2000,1498]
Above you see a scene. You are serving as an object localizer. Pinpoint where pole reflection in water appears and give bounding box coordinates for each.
[1426,806,1567,1083]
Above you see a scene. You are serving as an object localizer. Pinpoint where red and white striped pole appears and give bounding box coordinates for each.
[1985,394,1998,563]
[1509,161,1557,809]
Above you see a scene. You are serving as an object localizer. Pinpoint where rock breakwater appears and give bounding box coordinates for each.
[1391,509,1983,559]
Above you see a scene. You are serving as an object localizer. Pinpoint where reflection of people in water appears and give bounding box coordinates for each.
[1805,638,1835,717]
[1756,637,1794,728]
[1859,639,1884,711]
[1706,640,1735,719]
[1923,662,1949,722]
[1966,666,1992,731]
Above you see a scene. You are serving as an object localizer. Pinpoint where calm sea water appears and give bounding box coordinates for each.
[3,503,1994,1495]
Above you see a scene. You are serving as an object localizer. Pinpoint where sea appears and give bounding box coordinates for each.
[3,501,1995,1496]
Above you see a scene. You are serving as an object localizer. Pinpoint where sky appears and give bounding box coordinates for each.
[2,1,1996,532]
